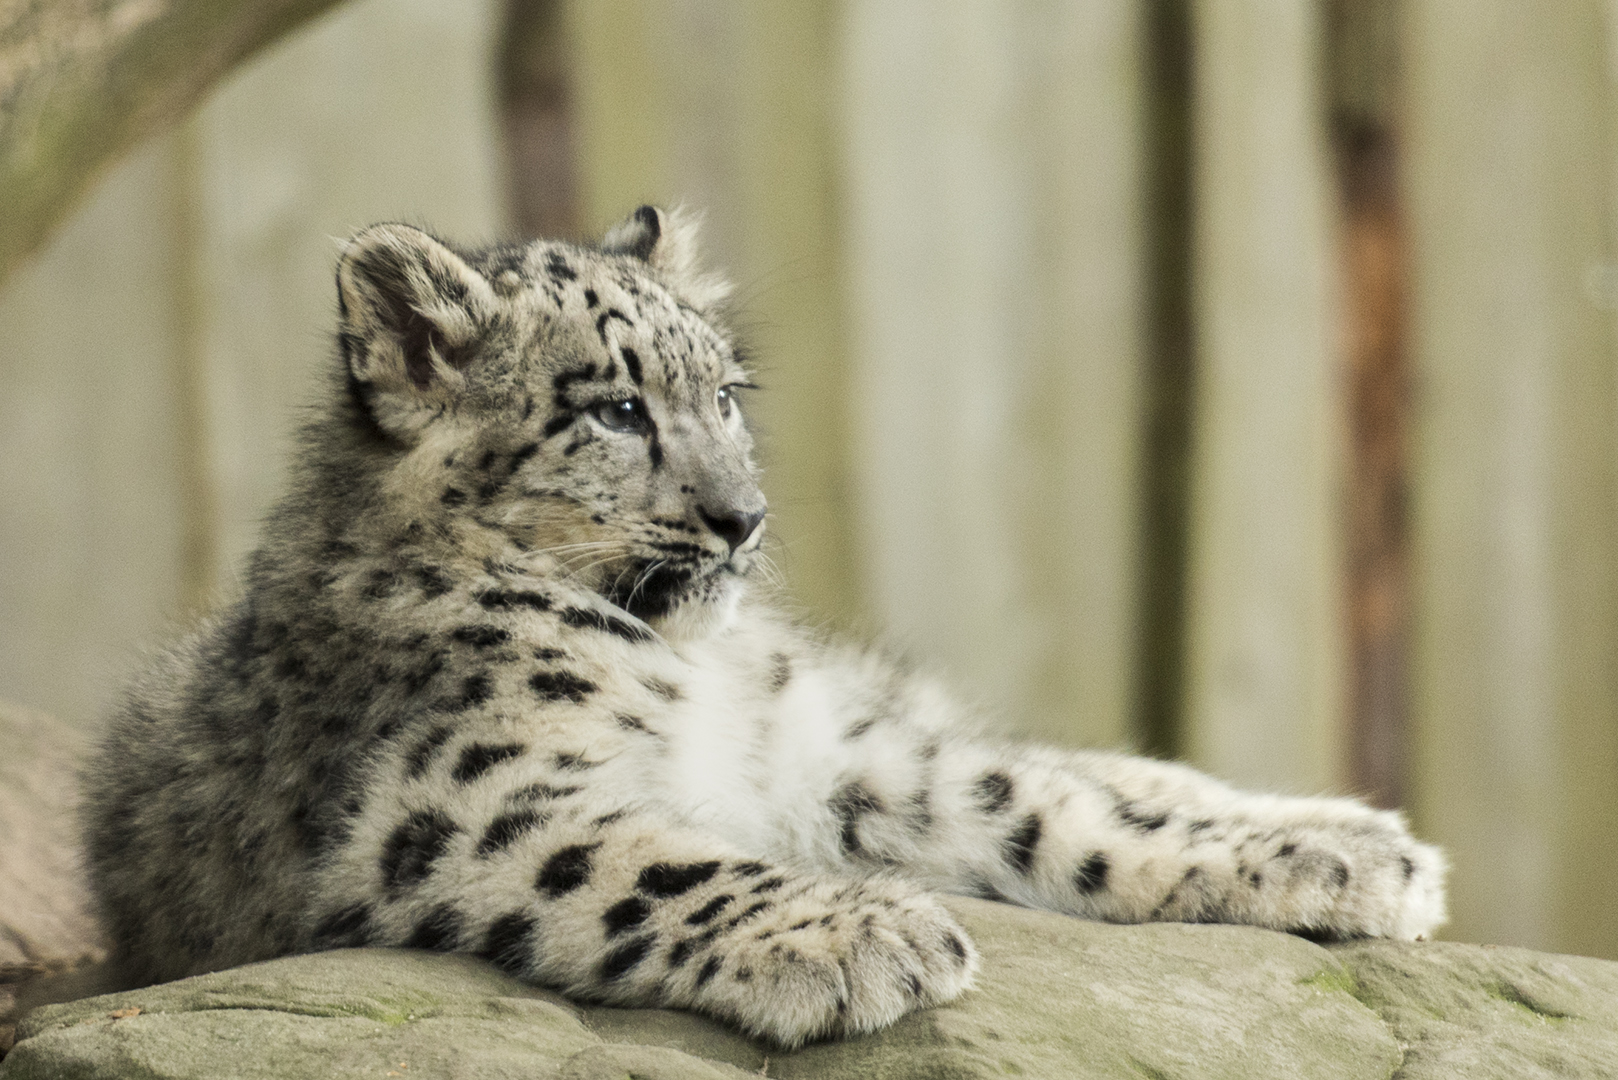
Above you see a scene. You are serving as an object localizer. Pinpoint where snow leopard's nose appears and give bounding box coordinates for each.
[699,505,766,553]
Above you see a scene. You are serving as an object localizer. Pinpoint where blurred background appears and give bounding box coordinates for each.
[1,0,1615,962]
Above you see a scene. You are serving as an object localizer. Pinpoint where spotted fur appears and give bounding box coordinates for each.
[82,207,1446,1049]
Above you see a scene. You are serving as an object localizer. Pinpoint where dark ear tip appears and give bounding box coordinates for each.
[633,205,662,239]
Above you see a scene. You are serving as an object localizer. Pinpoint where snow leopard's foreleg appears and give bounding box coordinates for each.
[812,722,1445,942]
[310,763,977,1049]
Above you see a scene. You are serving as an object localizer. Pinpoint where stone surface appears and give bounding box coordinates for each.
[1334,939,1618,1078]
[7,896,1618,1079]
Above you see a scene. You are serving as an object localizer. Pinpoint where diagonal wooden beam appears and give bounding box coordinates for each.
[0,0,348,286]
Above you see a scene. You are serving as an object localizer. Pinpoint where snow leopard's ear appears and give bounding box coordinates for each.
[601,205,732,311]
[336,223,497,411]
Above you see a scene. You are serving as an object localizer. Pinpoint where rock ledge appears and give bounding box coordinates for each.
[4,898,1616,1079]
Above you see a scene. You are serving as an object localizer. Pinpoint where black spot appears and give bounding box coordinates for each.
[621,346,644,385]
[1075,852,1110,894]
[511,782,582,803]
[685,895,732,925]
[451,625,510,648]
[362,569,399,600]
[510,442,540,467]
[1400,856,1416,881]
[648,436,664,469]
[695,955,722,987]
[537,842,601,897]
[405,724,455,778]
[452,742,525,783]
[969,880,1010,903]
[541,413,575,439]
[478,809,545,856]
[600,934,655,980]
[479,911,535,973]
[403,653,446,695]
[563,435,589,456]
[381,810,460,891]
[583,288,599,308]
[1279,843,1298,858]
[1331,860,1351,889]
[530,670,598,703]
[638,861,721,898]
[404,904,464,951]
[313,904,372,948]
[616,715,655,737]
[908,788,934,832]
[768,653,792,693]
[441,487,467,507]
[545,253,577,281]
[972,772,1015,814]
[640,678,681,702]
[727,901,770,928]
[1006,814,1043,875]
[668,937,699,968]
[604,896,652,938]
[830,782,883,855]
[844,716,879,740]
[453,672,495,712]
[750,877,785,895]
[411,566,452,599]
[946,934,969,964]
[732,861,769,877]
[1118,804,1170,832]
[561,606,655,643]
[534,647,567,661]
[477,589,552,612]
[595,308,634,345]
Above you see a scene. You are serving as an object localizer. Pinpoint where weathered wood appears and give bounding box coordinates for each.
[1183,0,1346,792]
[1404,0,1618,959]
[0,0,347,285]
[840,1,1146,747]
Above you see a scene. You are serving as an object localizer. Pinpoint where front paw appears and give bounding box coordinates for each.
[672,878,978,1048]
[1258,809,1447,941]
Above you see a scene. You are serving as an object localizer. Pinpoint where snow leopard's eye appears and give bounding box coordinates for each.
[716,382,754,420]
[591,397,651,434]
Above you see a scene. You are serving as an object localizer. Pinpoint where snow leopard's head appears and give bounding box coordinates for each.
[331,207,766,639]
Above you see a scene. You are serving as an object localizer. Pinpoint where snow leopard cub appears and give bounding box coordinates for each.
[83,207,1445,1048]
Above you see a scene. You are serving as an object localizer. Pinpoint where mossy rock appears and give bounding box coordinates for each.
[5,897,1618,1079]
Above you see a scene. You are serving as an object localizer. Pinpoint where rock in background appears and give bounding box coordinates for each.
[0,700,106,1056]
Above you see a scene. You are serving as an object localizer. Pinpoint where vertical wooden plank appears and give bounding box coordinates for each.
[1325,0,1412,811]
[1404,0,1618,956]
[500,0,579,240]
[1136,0,1196,758]
[0,135,190,727]
[841,0,1144,746]
[1184,0,1346,790]
[567,1,859,630]
[185,0,505,587]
